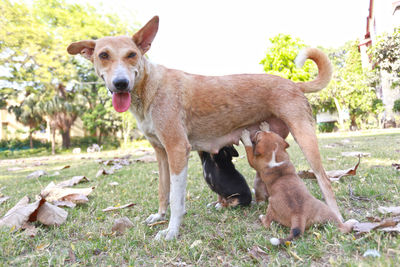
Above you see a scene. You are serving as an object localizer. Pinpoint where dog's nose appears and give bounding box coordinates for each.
[113,78,129,91]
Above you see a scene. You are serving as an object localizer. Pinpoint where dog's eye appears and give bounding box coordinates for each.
[127,52,137,58]
[99,52,109,60]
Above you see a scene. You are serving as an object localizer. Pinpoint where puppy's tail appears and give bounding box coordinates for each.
[295,48,332,93]
[270,227,301,246]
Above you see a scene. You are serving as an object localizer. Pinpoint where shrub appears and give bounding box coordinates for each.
[393,99,400,113]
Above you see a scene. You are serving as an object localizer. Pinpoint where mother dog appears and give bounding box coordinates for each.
[67,16,341,240]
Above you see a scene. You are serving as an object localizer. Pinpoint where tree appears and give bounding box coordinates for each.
[260,34,316,82]
[260,34,382,130]
[0,0,134,150]
[9,93,46,148]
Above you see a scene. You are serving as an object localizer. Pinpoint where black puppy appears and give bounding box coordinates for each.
[199,146,252,208]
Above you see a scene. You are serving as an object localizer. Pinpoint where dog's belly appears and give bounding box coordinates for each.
[190,124,260,153]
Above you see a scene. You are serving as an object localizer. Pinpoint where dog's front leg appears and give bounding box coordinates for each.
[155,140,191,241]
[145,145,170,224]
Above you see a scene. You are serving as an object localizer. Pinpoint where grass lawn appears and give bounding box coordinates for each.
[1,129,400,266]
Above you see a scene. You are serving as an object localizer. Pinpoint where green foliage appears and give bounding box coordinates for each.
[393,99,400,113]
[0,138,50,150]
[317,122,336,133]
[370,27,400,88]
[260,34,316,81]
[0,0,136,148]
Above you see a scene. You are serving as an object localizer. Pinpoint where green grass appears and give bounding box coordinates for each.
[1,129,400,266]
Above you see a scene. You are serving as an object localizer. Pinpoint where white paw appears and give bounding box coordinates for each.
[260,121,270,132]
[259,214,265,221]
[154,228,179,241]
[241,129,252,146]
[145,213,165,224]
[215,203,223,210]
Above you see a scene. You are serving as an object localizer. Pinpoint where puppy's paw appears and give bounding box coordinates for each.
[154,227,179,241]
[215,202,223,210]
[240,129,252,146]
[145,213,166,225]
[260,121,270,132]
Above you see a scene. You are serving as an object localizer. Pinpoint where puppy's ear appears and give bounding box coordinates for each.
[227,146,239,157]
[67,40,96,61]
[133,16,159,54]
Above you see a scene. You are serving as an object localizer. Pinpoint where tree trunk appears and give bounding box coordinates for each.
[350,115,358,131]
[51,127,56,155]
[29,130,33,149]
[61,129,71,149]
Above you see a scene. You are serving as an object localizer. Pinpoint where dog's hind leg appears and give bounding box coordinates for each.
[155,136,191,241]
[287,118,343,221]
[146,145,170,224]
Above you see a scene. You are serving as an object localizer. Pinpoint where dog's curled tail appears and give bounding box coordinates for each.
[295,48,333,93]
[270,227,301,246]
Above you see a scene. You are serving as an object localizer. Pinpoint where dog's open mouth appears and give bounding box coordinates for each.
[112,92,131,113]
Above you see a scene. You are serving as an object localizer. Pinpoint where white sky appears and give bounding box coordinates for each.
[82,0,371,75]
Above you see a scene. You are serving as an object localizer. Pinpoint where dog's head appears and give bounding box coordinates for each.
[212,145,239,164]
[67,16,159,112]
[253,131,289,169]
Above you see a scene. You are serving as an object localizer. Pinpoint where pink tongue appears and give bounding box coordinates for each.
[112,92,131,113]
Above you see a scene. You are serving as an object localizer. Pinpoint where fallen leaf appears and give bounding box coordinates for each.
[134,155,157,163]
[22,222,38,237]
[298,156,360,181]
[341,151,370,158]
[96,168,114,177]
[57,165,70,170]
[353,220,398,233]
[36,243,49,251]
[289,251,304,261]
[61,194,89,204]
[248,245,268,262]
[36,202,68,226]
[147,220,168,227]
[53,200,76,208]
[56,176,90,188]
[42,185,94,203]
[111,217,134,234]
[0,196,10,205]
[378,206,400,215]
[108,182,119,186]
[27,170,47,179]
[102,203,136,212]
[0,197,42,229]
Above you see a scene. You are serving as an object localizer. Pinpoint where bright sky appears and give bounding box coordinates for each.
[84,0,371,75]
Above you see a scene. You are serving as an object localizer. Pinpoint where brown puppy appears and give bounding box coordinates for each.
[67,16,341,240]
[241,123,356,245]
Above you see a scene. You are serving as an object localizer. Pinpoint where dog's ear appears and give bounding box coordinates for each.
[133,16,159,54]
[67,40,96,61]
[227,146,239,157]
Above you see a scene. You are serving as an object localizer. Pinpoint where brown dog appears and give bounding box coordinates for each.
[67,16,341,240]
[241,123,356,245]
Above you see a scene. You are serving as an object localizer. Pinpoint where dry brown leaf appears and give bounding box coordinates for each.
[102,203,136,212]
[111,217,134,234]
[42,186,94,203]
[27,170,47,179]
[96,168,114,177]
[56,176,90,188]
[57,165,70,170]
[298,156,360,181]
[147,220,168,227]
[353,220,398,233]
[378,206,400,215]
[341,151,370,158]
[36,202,68,226]
[53,200,76,208]
[22,222,38,237]
[0,197,42,229]
[61,194,89,204]
[0,196,10,205]
[248,245,269,262]
[134,155,157,163]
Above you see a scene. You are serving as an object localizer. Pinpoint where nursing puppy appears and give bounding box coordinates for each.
[241,123,356,245]
[199,146,252,208]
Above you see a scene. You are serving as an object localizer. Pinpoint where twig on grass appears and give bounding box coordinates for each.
[348,185,383,201]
